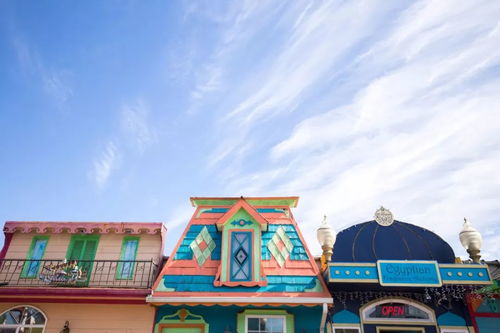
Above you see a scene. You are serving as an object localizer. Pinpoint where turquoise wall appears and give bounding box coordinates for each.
[156,304,324,332]
[476,317,500,333]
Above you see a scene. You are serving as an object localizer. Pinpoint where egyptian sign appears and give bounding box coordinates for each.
[377,260,442,287]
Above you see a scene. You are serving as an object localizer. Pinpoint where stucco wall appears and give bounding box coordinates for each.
[4,232,162,262]
[0,302,155,333]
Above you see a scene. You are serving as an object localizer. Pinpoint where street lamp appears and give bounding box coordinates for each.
[459,218,483,263]
[317,215,336,263]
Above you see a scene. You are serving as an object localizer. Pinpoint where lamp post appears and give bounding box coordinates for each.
[317,215,336,265]
[459,218,483,263]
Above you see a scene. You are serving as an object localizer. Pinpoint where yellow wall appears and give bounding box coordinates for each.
[0,302,155,333]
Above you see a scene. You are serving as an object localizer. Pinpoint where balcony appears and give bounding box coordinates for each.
[0,259,159,289]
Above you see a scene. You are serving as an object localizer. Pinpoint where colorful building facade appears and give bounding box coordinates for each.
[148,196,333,332]
[325,208,493,333]
[0,221,166,333]
[466,260,500,333]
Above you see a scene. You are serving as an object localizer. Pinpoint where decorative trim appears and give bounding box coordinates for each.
[231,219,253,227]
[327,262,492,285]
[4,221,165,235]
[190,196,299,208]
[146,296,333,304]
[267,226,293,267]
[155,308,208,333]
[190,226,216,266]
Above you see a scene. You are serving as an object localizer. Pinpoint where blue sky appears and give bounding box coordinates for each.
[1,1,499,259]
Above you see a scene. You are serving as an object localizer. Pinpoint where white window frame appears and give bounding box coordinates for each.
[0,305,47,332]
[245,314,286,333]
[332,325,361,333]
[439,328,468,333]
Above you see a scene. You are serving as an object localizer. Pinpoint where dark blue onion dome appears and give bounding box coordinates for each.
[332,220,456,263]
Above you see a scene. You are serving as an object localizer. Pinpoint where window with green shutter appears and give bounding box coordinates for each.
[21,236,49,278]
[116,236,139,279]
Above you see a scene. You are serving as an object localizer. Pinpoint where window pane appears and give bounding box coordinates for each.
[0,328,17,333]
[267,318,283,332]
[248,318,259,330]
[120,239,138,278]
[0,307,46,332]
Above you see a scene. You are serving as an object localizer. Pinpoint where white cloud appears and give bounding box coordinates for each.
[199,1,500,259]
[92,141,118,189]
[120,99,157,153]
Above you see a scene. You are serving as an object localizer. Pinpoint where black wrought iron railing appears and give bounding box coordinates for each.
[0,259,159,289]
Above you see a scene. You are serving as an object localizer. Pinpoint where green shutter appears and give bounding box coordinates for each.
[66,235,100,285]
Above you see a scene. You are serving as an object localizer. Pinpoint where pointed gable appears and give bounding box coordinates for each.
[215,198,269,231]
[149,196,331,306]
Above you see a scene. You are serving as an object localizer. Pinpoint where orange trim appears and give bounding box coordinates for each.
[151,208,200,291]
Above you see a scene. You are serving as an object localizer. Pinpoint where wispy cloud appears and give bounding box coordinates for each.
[42,70,74,108]
[11,36,73,109]
[92,141,119,189]
[192,1,500,258]
[120,99,157,153]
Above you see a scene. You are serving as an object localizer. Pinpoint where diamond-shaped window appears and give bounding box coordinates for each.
[190,226,216,266]
[267,226,294,267]
[234,248,248,265]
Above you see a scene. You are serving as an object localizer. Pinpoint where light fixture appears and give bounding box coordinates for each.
[60,321,70,333]
[459,218,483,263]
[317,215,336,263]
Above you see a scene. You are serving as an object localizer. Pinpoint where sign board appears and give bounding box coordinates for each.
[377,260,442,287]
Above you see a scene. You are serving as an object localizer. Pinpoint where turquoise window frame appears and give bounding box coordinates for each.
[116,236,140,280]
[21,236,49,278]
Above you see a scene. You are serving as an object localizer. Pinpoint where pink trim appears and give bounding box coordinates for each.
[3,221,165,235]
[0,233,13,259]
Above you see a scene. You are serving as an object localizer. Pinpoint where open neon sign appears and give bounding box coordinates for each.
[381,305,405,317]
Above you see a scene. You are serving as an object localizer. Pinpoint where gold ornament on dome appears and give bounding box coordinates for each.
[374,206,394,226]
